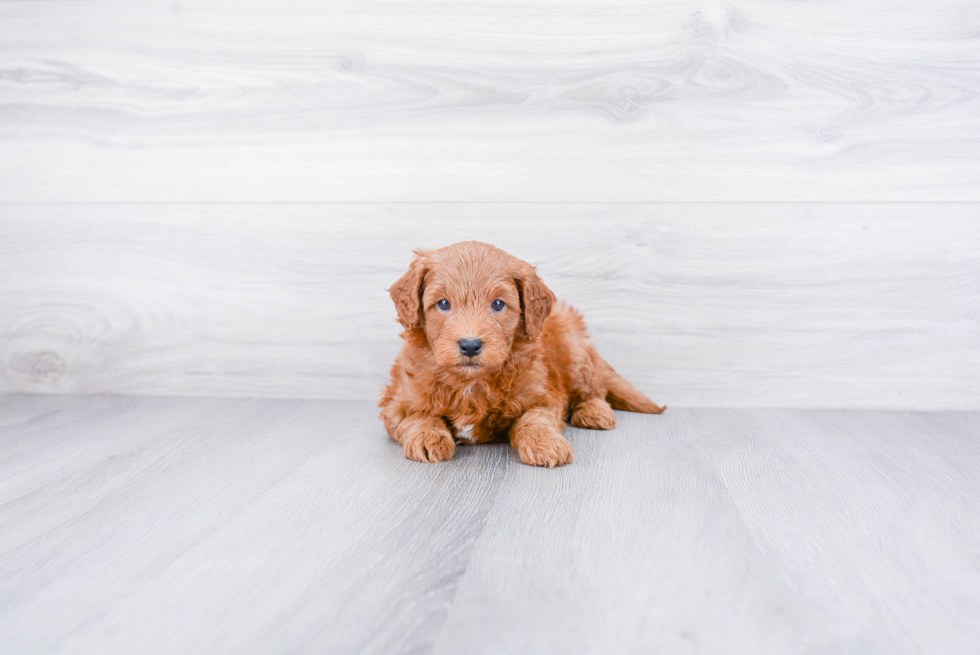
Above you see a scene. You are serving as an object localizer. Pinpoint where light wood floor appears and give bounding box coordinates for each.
[1,394,977,654]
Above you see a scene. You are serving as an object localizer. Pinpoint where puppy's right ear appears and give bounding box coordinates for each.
[388,250,430,330]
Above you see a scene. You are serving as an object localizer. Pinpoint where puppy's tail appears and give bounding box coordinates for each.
[601,359,666,414]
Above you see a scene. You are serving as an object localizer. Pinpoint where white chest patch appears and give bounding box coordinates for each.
[454,424,475,444]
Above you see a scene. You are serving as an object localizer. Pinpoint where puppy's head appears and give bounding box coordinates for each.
[388,241,555,376]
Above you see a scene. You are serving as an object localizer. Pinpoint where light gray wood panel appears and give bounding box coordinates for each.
[1,1,979,201]
[433,408,980,654]
[1,395,979,653]
[2,203,978,409]
[0,395,507,654]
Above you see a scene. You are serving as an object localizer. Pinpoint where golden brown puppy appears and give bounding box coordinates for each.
[380,241,665,468]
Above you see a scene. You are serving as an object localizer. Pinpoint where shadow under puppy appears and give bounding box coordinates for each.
[380,241,665,468]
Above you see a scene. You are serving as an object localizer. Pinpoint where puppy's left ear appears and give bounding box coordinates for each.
[388,249,430,330]
[514,262,556,341]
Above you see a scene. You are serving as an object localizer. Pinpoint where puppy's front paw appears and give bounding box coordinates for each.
[514,426,573,468]
[570,397,617,430]
[402,428,456,463]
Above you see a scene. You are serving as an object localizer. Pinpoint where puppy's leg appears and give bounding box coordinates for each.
[380,401,406,441]
[570,397,617,430]
[396,413,456,463]
[510,406,573,468]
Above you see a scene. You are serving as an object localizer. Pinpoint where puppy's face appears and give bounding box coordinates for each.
[388,242,556,377]
[421,265,522,373]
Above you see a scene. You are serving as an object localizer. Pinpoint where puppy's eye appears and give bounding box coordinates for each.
[490,299,505,312]
[437,299,451,311]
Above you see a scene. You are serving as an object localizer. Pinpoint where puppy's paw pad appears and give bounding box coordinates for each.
[570,398,616,430]
[403,430,456,463]
[515,429,574,468]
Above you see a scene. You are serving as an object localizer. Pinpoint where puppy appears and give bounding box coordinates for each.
[379,241,665,468]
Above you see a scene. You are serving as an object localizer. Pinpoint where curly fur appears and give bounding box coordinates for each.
[380,241,666,468]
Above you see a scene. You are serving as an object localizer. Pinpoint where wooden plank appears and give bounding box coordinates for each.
[1,203,977,409]
[2,396,979,653]
[0,395,507,654]
[1,1,979,201]
[435,409,980,654]
[690,409,980,653]
[434,408,814,654]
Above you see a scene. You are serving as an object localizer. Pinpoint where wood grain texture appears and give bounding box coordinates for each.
[1,395,978,653]
[2,203,978,409]
[1,0,979,201]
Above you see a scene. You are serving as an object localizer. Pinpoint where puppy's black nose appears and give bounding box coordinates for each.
[458,338,483,357]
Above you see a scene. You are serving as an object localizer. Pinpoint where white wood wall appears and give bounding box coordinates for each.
[1,1,978,408]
